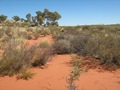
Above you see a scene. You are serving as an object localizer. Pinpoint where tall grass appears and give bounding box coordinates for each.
[0,39,36,76]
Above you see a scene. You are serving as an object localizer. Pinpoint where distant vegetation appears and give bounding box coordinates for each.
[0,8,61,26]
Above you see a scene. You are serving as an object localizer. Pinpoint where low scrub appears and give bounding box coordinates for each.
[39,41,51,48]
[17,71,35,80]
[32,41,53,66]
[0,39,36,76]
[85,33,120,66]
[53,39,72,54]
[54,26,120,66]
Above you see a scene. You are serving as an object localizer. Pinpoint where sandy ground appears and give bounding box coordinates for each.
[0,55,71,90]
[0,36,120,90]
[27,35,53,46]
[77,69,120,90]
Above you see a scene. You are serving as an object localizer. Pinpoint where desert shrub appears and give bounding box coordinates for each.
[84,33,120,66]
[0,28,5,38]
[54,33,89,54]
[39,41,51,48]
[21,22,30,27]
[0,34,11,43]
[53,39,72,54]
[4,20,14,26]
[32,47,52,66]
[70,35,89,54]
[54,26,120,66]
[32,40,53,66]
[0,40,36,76]
[26,32,34,40]
[17,71,35,80]
[47,26,61,38]
[33,32,39,40]
[5,27,13,37]
[26,27,33,32]
[17,30,28,39]
[96,25,105,30]
[82,25,90,30]
[40,29,50,36]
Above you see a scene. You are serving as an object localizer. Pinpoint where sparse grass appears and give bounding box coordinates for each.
[0,39,36,76]
[32,41,53,67]
[17,71,35,80]
[67,55,83,90]
[39,40,51,48]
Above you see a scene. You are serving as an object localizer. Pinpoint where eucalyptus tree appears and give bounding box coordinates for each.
[43,8,49,26]
[26,13,32,23]
[46,11,61,26]
[12,16,20,21]
[0,14,7,23]
[36,11,43,26]
[20,18,25,22]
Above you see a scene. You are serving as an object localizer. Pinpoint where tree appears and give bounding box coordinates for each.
[20,18,25,22]
[31,16,37,26]
[0,14,7,23]
[26,13,31,23]
[48,11,61,22]
[46,11,61,26]
[36,11,43,26]
[43,9,49,26]
[38,16,43,25]
[12,16,20,21]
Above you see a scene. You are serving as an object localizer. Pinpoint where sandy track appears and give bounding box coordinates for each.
[0,55,72,90]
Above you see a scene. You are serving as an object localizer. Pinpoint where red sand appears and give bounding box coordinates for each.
[27,35,53,46]
[0,36,120,90]
[0,55,71,90]
[77,69,120,90]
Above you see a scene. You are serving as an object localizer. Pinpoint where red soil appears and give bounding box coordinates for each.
[0,55,71,90]
[0,36,120,90]
[27,35,53,46]
[77,69,120,90]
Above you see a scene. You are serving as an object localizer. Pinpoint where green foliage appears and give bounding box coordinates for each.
[26,13,31,23]
[12,16,20,21]
[0,14,7,23]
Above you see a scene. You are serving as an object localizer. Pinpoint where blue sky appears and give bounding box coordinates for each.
[0,0,120,26]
